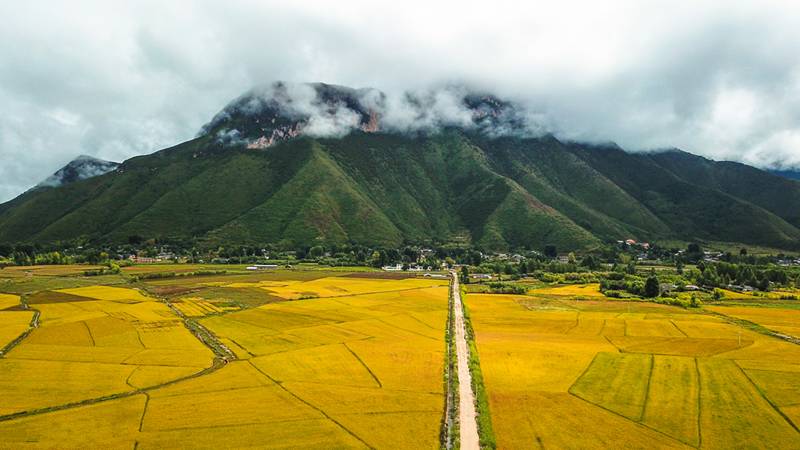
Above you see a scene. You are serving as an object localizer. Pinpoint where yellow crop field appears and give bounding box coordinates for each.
[8,264,797,448]
[466,293,800,449]
[0,293,33,352]
[0,395,147,448]
[0,293,20,310]
[532,283,605,297]
[0,271,448,448]
[708,305,800,338]
[171,297,224,317]
[0,284,214,416]
[222,275,446,300]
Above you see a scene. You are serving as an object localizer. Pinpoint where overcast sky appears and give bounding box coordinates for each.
[2,0,800,201]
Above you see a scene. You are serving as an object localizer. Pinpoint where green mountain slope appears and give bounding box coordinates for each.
[2,82,800,251]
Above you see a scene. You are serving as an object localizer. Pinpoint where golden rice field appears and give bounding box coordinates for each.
[531,283,605,297]
[4,266,800,449]
[0,293,33,351]
[218,275,443,300]
[708,305,800,339]
[0,269,450,449]
[0,285,214,418]
[465,293,800,449]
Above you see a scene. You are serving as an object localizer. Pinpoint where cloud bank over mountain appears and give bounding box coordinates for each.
[1,0,799,201]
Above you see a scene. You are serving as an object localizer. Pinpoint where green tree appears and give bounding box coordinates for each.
[369,251,382,267]
[644,276,660,298]
[460,266,470,284]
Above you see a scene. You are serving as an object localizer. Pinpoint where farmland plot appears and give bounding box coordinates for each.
[466,293,800,449]
[0,286,214,416]
[0,273,449,449]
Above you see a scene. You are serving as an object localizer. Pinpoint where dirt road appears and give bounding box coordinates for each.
[452,272,480,449]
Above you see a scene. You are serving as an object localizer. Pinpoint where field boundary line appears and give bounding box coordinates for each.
[342,342,382,388]
[0,294,40,357]
[0,359,224,423]
[0,288,234,424]
[138,392,150,432]
[83,321,96,346]
[705,309,800,346]
[568,353,601,392]
[597,319,607,336]
[375,317,441,342]
[273,379,442,395]
[670,320,689,337]
[640,354,655,422]
[565,312,581,333]
[567,391,697,447]
[245,360,375,449]
[735,362,800,433]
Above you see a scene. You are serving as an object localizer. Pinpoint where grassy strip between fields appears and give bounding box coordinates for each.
[441,279,460,449]
[461,287,497,449]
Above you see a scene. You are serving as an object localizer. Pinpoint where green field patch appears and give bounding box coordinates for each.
[570,352,652,420]
[642,356,699,446]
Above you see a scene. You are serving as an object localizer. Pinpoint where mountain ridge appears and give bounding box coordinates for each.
[2,82,799,251]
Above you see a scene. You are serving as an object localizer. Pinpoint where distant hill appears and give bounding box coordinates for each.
[770,169,800,181]
[37,155,119,188]
[1,83,799,251]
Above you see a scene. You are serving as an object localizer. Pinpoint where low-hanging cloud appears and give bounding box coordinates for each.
[1,0,800,201]
[206,82,549,145]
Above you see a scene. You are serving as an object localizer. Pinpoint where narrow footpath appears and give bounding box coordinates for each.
[451,272,480,449]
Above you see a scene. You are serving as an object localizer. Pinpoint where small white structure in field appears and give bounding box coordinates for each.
[382,264,403,271]
[246,264,278,271]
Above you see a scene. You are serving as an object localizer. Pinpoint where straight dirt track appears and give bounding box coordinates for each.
[451,272,480,449]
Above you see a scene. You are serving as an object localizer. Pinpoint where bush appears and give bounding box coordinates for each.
[486,282,527,295]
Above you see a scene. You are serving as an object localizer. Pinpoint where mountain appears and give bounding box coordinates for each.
[36,155,119,188]
[770,169,800,181]
[1,82,799,251]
